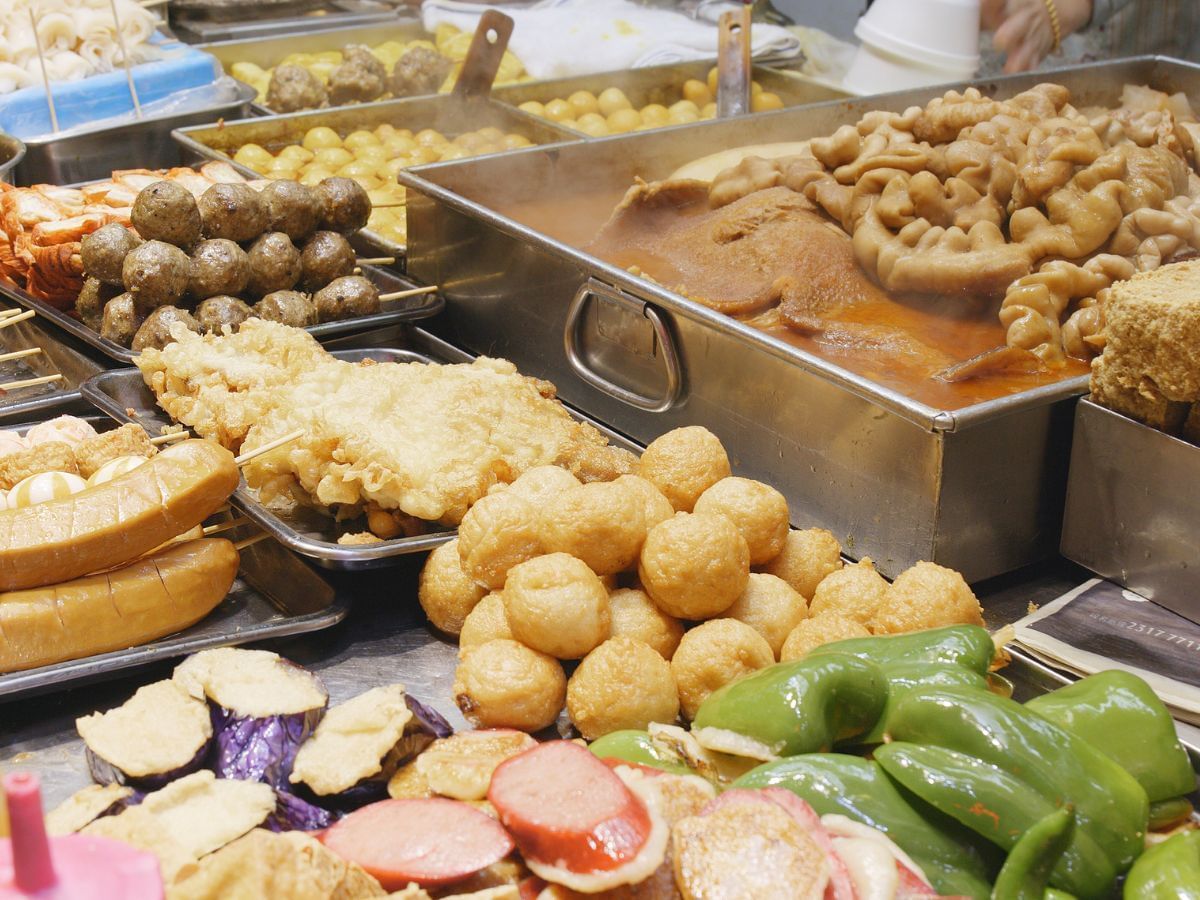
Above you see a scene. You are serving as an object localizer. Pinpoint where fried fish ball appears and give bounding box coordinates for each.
[597,87,632,116]
[457,490,544,590]
[458,591,512,655]
[568,637,679,739]
[758,528,843,601]
[500,465,580,505]
[419,538,487,635]
[614,474,674,530]
[608,587,684,659]
[454,639,565,732]
[808,558,888,625]
[671,619,773,720]
[682,79,712,106]
[539,480,646,576]
[868,561,983,635]
[724,573,807,659]
[779,613,870,662]
[693,476,789,565]
[638,426,731,512]
[503,553,610,659]
[639,512,749,620]
[606,108,642,134]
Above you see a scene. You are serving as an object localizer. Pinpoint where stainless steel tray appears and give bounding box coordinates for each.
[172,2,404,45]
[399,55,1200,582]
[0,132,25,184]
[14,82,257,187]
[172,94,581,261]
[0,264,443,365]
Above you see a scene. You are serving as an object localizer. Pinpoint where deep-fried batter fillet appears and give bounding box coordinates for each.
[136,321,636,525]
[73,423,156,478]
[0,441,78,489]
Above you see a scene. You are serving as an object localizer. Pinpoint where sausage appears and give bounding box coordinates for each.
[81,223,142,286]
[198,183,267,243]
[246,232,302,297]
[131,181,202,248]
[319,798,515,889]
[0,439,238,591]
[0,538,239,673]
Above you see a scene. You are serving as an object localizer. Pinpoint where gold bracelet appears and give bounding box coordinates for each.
[1043,0,1063,52]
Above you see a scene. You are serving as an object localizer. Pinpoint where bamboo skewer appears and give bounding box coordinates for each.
[202,517,251,537]
[233,429,303,466]
[108,0,143,119]
[234,532,272,552]
[0,348,41,364]
[0,374,62,391]
[0,311,36,330]
[149,431,189,446]
[356,257,395,266]
[28,10,59,134]
[379,285,438,302]
[0,308,28,319]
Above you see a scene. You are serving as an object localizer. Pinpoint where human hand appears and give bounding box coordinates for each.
[981,0,1092,72]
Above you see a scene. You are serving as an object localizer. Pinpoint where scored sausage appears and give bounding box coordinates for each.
[0,439,238,591]
[0,538,239,673]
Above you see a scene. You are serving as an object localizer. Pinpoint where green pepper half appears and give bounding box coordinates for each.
[1123,830,1200,899]
[806,624,996,673]
[586,730,695,777]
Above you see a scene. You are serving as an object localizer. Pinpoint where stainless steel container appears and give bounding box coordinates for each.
[0,132,26,184]
[400,56,1200,581]
[172,1,403,44]
[1061,398,1200,625]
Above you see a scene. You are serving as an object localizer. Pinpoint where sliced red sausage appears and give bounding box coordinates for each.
[319,797,513,889]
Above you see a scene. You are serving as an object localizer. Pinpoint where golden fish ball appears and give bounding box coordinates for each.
[312,147,354,169]
[809,558,888,625]
[503,553,610,659]
[577,119,610,138]
[568,637,679,739]
[454,131,488,151]
[724,573,808,659]
[639,425,731,512]
[233,143,273,169]
[868,561,983,635]
[518,100,546,117]
[576,112,607,130]
[419,538,487,635]
[779,613,870,662]
[539,480,647,576]
[667,108,699,126]
[453,639,566,732]
[477,126,504,141]
[639,512,749,620]
[503,134,533,149]
[337,160,379,180]
[266,159,300,179]
[543,98,575,122]
[415,128,449,147]
[384,134,418,155]
[693,477,789,565]
[277,144,314,165]
[374,123,397,140]
[613,474,674,530]
[752,91,784,112]
[458,592,512,655]
[701,102,717,119]
[343,130,382,151]
[750,80,763,96]
[502,465,581,505]
[408,146,441,165]
[8,471,88,508]
[639,103,670,126]
[759,528,843,601]
[457,490,544,590]
[706,66,719,93]
[608,587,684,659]
[671,618,773,720]
[352,145,389,165]
[669,100,700,118]
[437,145,469,162]
[682,79,712,107]
[567,91,600,118]
[299,168,334,187]
[597,87,633,116]
[302,126,342,150]
[87,455,146,487]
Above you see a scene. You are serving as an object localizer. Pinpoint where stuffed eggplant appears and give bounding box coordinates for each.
[173,648,328,789]
[45,784,137,835]
[76,680,213,790]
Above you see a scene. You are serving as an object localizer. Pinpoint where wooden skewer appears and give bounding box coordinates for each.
[0,308,28,319]
[234,532,272,552]
[108,0,143,119]
[212,503,231,516]
[203,516,251,537]
[370,201,406,209]
[356,257,395,266]
[139,0,169,6]
[28,9,59,134]
[0,310,36,330]
[0,348,41,363]
[0,373,62,391]
[234,429,304,466]
[150,430,189,446]
[379,285,438,302]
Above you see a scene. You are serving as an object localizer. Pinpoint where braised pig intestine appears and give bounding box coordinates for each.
[707,83,1200,363]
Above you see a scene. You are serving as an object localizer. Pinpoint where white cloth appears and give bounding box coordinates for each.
[420,0,802,80]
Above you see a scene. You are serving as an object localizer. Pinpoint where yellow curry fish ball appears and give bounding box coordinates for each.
[539,480,647,576]
[701,102,717,119]
[313,147,354,169]
[567,90,600,119]
[671,618,773,720]
[503,133,534,149]
[543,98,574,122]
[503,553,610,659]
[752,91,784,112]
[343,130,382,151]
[233,143,273,169]
[868,561,984,635]
[458,591,512,655]
[669,99,700,118]
[438,146,469,162]
[518,100,546,117]
[639,512,749,620]
[416,128,448,147]
[682,79,712,107]
[779,613,870,663]
[353,145,390,166]
[639,425,731,513]
[418,538,487,635]
[808,558,888,625]
[597,86,633,117]
[613,474,674,531]
[477,126,504,142]
[608,587,685,659]
[606,108,642,135]
[693,476,789,566]
[499,464,581,506]
[724,573,808,659]
[639,103,670,126]
[706,66,719,93]
[576,112,607,130]
[457,490,544,590]
[454,639,566,732]
[576,119,610,138]
[302,126,342,151]
[277,145,314,165]
[568,637,679,740]
[758,528,843,601]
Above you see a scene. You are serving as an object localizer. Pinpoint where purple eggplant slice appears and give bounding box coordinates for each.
[44,784,137,835]
[267,789,337,832]
[405,693,454,740]
[76,680,212,790]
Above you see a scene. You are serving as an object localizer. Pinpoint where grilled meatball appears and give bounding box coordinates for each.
[76,278,120,331]
[254,290,316,327]
[315,177,371,235]
[261,180,320,242]
[266,64,327,113]
[314,275,380,322]
[81,223,142,286]
[130,181,202,248]
[246,232,302,297]
[188,239,250,300]
[122,240,190,315]
[99,294,143,347]
[328,47,387,106]
[300,230,355,291]
[389,46,453,97]
[198,183,267,243]
[131,305,202,352]
[195,295,253,334]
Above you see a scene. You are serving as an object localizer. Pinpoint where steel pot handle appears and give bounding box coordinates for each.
[564,279,683,413]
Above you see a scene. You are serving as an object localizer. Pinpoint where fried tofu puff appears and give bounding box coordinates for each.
[724,573,808,659]
[639,513,750,620]
[808,558,889,625]
[539,480,647,576]
[502,553,610,659]
[73,424,155,479]
[607,587,685,659]
[613,474,675,530]
[457,490,544,590]
[671,619,773,720]
[568,637,680,740]
[779,613,870,662]
[638,426,731,513]
[693,477,789,565]
[453,639,566,732]
[418,538,486,635]
[758,528,843,601]
[457,592,512,656]
[869,560,984,634]
[498,464,581,504]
